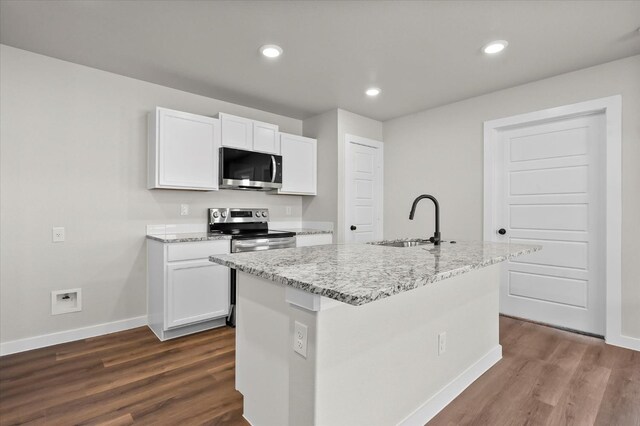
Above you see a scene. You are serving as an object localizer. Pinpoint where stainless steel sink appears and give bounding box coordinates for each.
[373,239,432,247]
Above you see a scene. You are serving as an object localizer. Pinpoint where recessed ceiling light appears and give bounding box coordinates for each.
[260,44,283,58]
[366,87,381,97]
[483,40,508,54]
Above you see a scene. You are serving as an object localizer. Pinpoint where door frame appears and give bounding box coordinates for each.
[483,95,632,349]
[343,134,384,243]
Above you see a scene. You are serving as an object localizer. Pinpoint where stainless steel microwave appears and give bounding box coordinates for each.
[219,147,283,191]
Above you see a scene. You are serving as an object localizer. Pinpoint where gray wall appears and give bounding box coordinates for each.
[302,109,338,226]
[0,45,304,343]
[383,55,640,338]
[302,109,383,242]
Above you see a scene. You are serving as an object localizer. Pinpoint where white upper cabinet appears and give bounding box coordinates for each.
[218,113,280,154]
[278,132,317,195]
[148,107,220,191]
[218,113,253,150]
[252,120,280,154]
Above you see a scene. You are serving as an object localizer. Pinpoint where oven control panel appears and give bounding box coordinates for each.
[209,208,269,223]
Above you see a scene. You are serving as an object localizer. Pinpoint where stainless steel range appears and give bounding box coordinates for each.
[209,208,296,326]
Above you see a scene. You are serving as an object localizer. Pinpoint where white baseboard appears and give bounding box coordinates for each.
[399,345,503,426]
[606,334,640,352]
[0,315,148,356]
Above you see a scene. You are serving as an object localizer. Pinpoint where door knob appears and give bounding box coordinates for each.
[350,225,357,231]
[498,228,506,235]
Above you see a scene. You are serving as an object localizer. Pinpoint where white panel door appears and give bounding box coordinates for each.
[166,260,229,329]
[279,133,317,195]
[494,113,605,334]
[345,135,383,243]
[219,113,253,150]
[157,109,219,190]
[252,120,280,154]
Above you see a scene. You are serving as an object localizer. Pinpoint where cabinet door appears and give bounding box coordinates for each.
[279,133,317,195]
[156,108,219,190]
[219,113,253,150]
[166,260,229,329]
[253,121,280,154]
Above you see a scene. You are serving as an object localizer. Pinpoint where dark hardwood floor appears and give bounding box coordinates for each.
[0,326,248,425]
[430,316,640,426]
[0,316,638,425]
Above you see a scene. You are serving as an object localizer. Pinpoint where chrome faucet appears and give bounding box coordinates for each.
[409,194,441,245]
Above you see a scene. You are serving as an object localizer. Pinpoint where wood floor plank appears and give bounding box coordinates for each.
[17,355,236,426]
[84,412,135,426]
[56,328,158,361]
[1,318,638,426]
[129,374,239,425]
[101,327,234,367]
[428,316,639,426]
[1,334,235,416]
[594,372,640,426]
[530,340,587,406]
[546,361,611,425]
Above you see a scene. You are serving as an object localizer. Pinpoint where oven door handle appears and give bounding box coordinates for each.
[232,236,297,253]
[266,236,297,249]
[271,155,277,183]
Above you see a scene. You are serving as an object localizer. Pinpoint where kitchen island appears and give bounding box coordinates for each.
[209,241,539,426]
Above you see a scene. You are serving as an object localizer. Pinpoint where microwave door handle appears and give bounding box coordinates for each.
[271,155,277,183]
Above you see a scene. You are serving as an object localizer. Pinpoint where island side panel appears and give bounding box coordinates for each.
[237,265,501,426]
[312,264,501,426]
[236,272,291,426]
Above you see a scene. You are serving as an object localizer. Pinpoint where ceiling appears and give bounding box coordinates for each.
[1,1,639,121]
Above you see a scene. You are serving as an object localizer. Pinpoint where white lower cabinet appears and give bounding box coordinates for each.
[148,239,230,340]
[296,233,333,247]
[166,260,229,328]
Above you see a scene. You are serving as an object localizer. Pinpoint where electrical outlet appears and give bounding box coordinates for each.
[286,206,292,216]
[438,332,447,355]
[180,204,189,216]
[52,227,65,242]
[51,288,82,315]
[294,321,308,358]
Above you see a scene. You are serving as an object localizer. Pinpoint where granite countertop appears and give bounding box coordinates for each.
[272,228,333,236]
[146,233,232,243]
[209,240,540,306]
[147,227,331,243]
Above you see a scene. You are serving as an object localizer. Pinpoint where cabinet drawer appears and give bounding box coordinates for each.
[167,240,230,261]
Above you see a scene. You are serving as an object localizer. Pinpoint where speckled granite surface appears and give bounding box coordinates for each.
[272,228,333,236]
[209,241,540,306]
[146,233,232,243]
[146,227,331,243]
